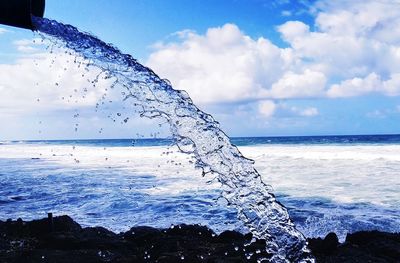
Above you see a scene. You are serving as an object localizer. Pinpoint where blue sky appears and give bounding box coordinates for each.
[0,0,400,140]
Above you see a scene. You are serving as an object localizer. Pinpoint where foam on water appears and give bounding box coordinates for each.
[241,145,400,240]
[0,143,220,196]
[241,145,400,205]
[31,17,313,262]
[0,143,241,233]
[0,142,399,242]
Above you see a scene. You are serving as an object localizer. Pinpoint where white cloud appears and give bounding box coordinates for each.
[0,43,109,116]
[279,0,400,95]
[257,101,319,118]
[147,0,400,109]
[147,24,328,105]
[0,28,8,34]
[327,72,400,98]
[147,23,287,105]
[327,73,381,98]
[298,107,319,117]
[258,100,276,117]
[13,39,42,53]
[282,105,319,117]
[268,69,326,98]
[314,0,400,44]
[277,21,310,43]
[382,73,400,96]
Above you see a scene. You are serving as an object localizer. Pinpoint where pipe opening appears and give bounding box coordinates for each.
[0,0,45,30]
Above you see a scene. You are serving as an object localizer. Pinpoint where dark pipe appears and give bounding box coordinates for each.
[0,0,45,30]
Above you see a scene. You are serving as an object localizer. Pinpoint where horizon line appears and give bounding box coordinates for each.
[3,133,400,142]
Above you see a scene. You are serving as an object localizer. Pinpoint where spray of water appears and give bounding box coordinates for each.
[32,17,314,262]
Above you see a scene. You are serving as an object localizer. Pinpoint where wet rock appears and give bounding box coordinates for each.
[123,226,163,243]
[1,216,399,262]
[345,231,400,261]
[217,230,246,242]
[0,216,273,262]
[308,232,339,255]
[165,224,214,240]
[308,231,400,262]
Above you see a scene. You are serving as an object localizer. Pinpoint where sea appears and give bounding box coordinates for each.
[0,134,399,241]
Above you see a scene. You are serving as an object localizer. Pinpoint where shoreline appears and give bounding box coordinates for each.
[1,215,399,262]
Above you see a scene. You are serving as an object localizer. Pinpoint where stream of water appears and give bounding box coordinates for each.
[31,17,314,262]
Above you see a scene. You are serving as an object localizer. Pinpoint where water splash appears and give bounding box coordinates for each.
[32,17,314,262]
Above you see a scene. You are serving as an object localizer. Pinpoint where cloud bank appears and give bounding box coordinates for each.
[147,0,400,113]
[0,39,108,116]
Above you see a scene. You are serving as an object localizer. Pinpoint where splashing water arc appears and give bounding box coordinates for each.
[32,17,314,262]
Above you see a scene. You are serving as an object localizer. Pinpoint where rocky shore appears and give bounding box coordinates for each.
[0,215,399,262]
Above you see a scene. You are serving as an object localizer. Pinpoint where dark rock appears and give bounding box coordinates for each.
[325,232,339,247]
[218,230,246,242]
[308,231,400,262]
[308,232,339,255]
[26,215,82,237]
[1,216,399,263]
[123,226,162,243]
[345,231,400,261]
[165,224,214,240]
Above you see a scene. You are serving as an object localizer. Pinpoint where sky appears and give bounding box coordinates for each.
[1,0,400,140]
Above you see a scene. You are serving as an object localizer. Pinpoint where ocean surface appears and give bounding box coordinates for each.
[0,134,399,240]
